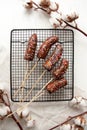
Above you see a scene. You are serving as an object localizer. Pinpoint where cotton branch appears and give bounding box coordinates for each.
[49,96,87,130]
[49,111,87,130]
[62,20,87,37]
[24,0,87,37]
[0,89,23,130]
[32,1,48,12]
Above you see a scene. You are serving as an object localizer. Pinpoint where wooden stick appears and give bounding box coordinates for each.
[21,59,40,100]
[21,62,29,99]
[13,62,29,99]
[21,70,47,102]
[6,78,53,118]
[26,59,40,80]
[13,60,39,99]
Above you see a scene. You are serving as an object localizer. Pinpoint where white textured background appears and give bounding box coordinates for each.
[0,0,87,130]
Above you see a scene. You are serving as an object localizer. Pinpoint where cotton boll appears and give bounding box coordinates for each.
[0,108,6,116]
[79,99,87,107]
[74,125,84,130]
[0,86,4,91]
[24,0,31,2]
[50,2,57,10]
[0,82,7,91]
[24,0,32,4]
[5,106,10,112]
[71,12,79,19]
[59,123,71,130]
[71,124,75,130]
[26,119,35,128]
[76,97,82,102]
[23,0,33,9]
[22,107,30,118]
[76,116,83,124]
[17,107,30,118]
[74,116,86,127]
[68,96,86,108]
[40,0,50,8]
[16,110,22,117]
[0,104,10,116]
[71,124,84,130]
[75,97,87,108]
[49,17,60,28]
[49,2,59,11]
[68,97,77,107]
[62,12,79,22]
[36,0,41,5]
[4,106,10,115]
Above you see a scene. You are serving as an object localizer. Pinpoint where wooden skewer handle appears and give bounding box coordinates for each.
[13,60,39,100]
[7,78,53,118]
[21,69,47,102]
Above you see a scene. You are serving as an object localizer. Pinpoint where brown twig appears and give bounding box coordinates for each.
[49,111,87,130]
[8,100,23,130]
[32,1,47,12]
[2,93,10,106]
[29,1,87,37]
[0,90,23,130]
[11,115,23,130]
[62,20,87,37]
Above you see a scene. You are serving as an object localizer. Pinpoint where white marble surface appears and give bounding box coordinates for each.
[0,0,87,130]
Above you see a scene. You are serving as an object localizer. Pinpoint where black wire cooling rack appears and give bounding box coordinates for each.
[10,29,74,102]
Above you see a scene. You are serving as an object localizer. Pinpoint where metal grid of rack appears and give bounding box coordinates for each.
[10,29,74,102]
